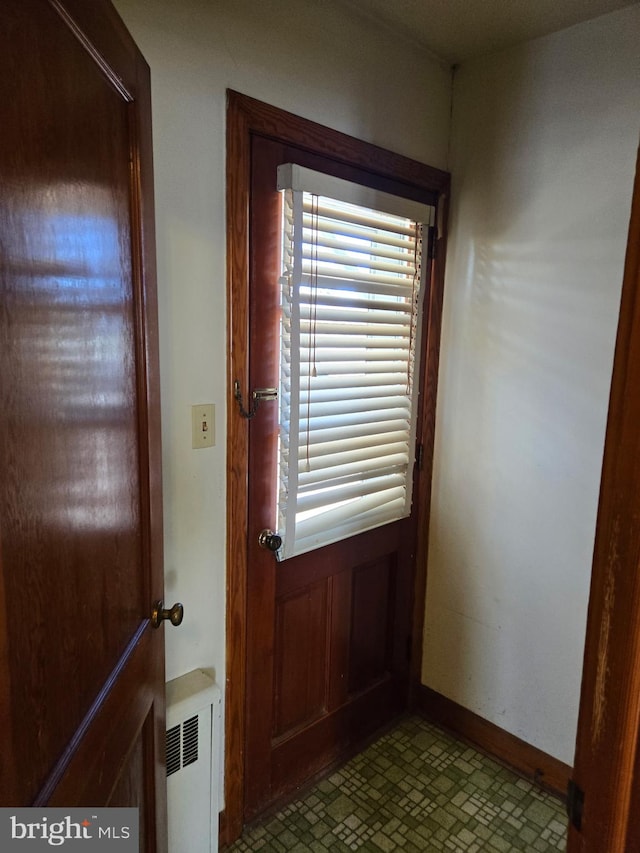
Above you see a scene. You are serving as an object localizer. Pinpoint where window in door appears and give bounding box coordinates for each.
[275,164,435,560]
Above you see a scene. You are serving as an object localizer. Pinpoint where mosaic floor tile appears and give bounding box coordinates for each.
[227,716,567,852]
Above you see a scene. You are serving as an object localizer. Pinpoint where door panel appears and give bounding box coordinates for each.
[349,557,396,695]
[245,134,425,819]
[270,671,404,800]
[274,581,330,738]
[108,732,146,811]
[0,0,165,842]
[108,714,156,850]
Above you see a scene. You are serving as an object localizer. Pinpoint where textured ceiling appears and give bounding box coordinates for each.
[340,0,639,63]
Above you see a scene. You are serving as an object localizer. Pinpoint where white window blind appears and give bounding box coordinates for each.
[276,164,435,561]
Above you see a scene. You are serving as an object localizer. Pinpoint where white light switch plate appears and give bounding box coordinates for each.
[192,404,214,449]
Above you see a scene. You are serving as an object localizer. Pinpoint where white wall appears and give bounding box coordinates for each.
[112,0,451,688]
[423,5,640,765]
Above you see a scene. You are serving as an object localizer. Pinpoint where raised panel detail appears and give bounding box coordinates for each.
[273,580,330,739]
[107,715,152,850]
[348,557,396,695]
[108,729,145,809]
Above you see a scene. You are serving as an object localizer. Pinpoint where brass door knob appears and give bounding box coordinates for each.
[151,600,184,629]
[258,529,282,552]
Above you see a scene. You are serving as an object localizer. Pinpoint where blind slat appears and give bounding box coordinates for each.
[303,432,410,459]
[298,322,410,338]
[301,275,418,299]
[296,473,406,513]
[298,361,411,376]
[299,291,413,314]
[299,408,410,432]
[302,230,416,263]
[300,349,410,362]
[299,334,410,349]
[300,262,417,289]
[301,248,415,277]
[298,454,410,487]
[292,420,411,447]
[294,492,407,548]
[282,372,411,391]
[302,200,416,237]
[299,384,410,403]
[301,216,417,250]
[301,397,411,418]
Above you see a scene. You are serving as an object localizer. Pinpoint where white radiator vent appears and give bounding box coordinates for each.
[166,714,199,778]
[183,715,199,767]
[166,724,181,777]
[166,670,222,853]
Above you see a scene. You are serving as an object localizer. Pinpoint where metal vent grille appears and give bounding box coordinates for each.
[183,715,199,767]
[166,724,181,777]
[166,715,200,777]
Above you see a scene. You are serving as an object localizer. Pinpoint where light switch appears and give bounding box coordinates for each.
[192,404,214,449]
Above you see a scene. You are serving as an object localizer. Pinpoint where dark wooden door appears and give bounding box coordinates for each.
[0,1,167,847]
[244,134,427,820]
[567,146,640,852]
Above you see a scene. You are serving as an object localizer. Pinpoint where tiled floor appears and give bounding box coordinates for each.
[228,716,567,852]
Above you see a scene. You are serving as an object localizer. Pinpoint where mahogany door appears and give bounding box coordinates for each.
[0,0,167,847]
[244,133,432,820]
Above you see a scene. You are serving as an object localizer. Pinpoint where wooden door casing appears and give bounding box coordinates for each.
[0,0,165,844]
[567,145,640,852]
[241,125,445,821]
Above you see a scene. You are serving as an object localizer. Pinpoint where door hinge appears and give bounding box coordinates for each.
[415,442,424,471]
[567,779,584,831]
[406,635,412,662]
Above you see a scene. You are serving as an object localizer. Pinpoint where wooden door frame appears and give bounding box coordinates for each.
[222,90,449,844]
[567,144,640,851]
